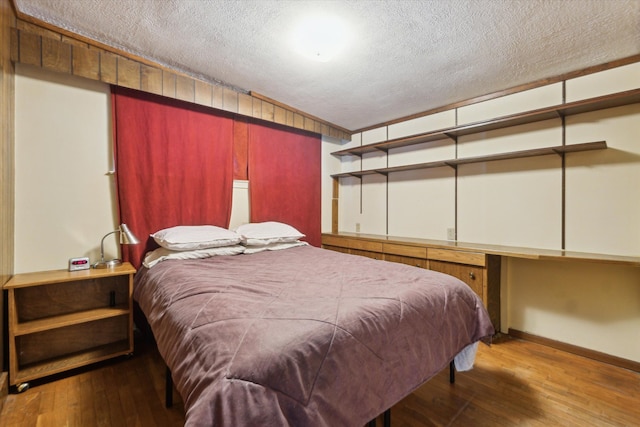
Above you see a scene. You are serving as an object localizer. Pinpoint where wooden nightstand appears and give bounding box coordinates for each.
[3,262,136,392]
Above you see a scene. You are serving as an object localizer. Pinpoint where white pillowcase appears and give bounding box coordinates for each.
[235,221,305,246]
[143,245,246,268]
[243,241,308,254]
[151,225,242,251]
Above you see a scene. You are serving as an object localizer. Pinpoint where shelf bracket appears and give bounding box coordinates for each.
[348,173,363,179]
[443,132,457,141]
[331,173,362,180]
[444,161,458,170]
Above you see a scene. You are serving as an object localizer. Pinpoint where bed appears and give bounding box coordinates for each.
[134,230,494,426]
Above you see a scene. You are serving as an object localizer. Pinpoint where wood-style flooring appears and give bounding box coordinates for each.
[1,334,639,426]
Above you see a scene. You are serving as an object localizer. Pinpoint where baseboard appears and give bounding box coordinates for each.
[508,329,640,373]
[0,372,8,414]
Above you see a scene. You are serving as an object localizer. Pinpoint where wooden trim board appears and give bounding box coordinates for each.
[10,21,350,141]
[508,329,640,373]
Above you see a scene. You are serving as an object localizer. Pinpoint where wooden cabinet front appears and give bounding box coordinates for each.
[322,234,501,332]
[429,260,484,297]
[351,249,383,260]
[321,245,349,254]
[428,255,501,331]
[384,254,427,268]
[383,243,427,267]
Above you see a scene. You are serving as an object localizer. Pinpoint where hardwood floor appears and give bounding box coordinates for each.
[1,334,639,426]
[0,337,185,427]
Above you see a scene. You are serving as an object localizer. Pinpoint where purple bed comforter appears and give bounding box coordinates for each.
[134,246,494,426]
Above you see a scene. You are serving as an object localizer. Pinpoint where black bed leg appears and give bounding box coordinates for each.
[166,366,174,408]
[368,408,390,426]
[449,360,455,384]
[383,409,391,427]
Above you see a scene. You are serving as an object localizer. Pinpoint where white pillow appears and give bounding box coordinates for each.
[235,221,305,246]
[243,241,308,254]
[143,245,245,268]
[151,225,242,251]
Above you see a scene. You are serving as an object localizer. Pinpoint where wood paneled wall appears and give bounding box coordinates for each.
[1,0,16,395]
[10,19,351,141]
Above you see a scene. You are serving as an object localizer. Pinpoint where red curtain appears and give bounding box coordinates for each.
[233,117,249,180]
[112,87,234,268]
[248,121,321,246]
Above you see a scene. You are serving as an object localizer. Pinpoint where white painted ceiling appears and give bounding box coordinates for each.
[14,0,640,131]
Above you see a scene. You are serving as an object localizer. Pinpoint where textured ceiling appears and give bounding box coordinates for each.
[13,0,640,131]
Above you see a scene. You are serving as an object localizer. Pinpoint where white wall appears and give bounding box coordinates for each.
[229,180,250,230]
[565,104,640,255]
[335,62,640,363]
[15,64,116,273]
[506,258,640,362]
[321,135,342,233]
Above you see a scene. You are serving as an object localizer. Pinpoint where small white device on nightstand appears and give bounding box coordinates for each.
[69,257,90,271]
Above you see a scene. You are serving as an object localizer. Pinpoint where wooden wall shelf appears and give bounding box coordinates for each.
[332,89,640,157]
[332,141,606,178]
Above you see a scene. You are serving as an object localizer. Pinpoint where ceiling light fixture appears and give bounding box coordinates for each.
[292,14,349,62]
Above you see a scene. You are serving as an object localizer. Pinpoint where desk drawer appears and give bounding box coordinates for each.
[428,248,486,267]
[429,260,484,299]
[384,254,427,268]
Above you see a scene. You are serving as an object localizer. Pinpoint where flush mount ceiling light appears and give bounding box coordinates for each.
[292,14,350,62]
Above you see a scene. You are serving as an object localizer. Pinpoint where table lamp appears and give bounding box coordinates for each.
[93,223,140,269]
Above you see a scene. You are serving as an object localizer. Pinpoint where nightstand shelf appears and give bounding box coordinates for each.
[12,340,131,385]
[14,306,130,336]
[3,262,136,391]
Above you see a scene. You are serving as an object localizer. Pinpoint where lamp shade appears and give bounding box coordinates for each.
[119,223,140,245]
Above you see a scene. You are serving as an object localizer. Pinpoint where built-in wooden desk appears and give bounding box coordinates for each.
[322,232,640,333]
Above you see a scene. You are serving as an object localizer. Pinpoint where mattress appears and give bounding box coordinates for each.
[134,245,494,426]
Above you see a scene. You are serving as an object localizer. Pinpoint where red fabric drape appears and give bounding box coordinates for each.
[248,121,321,246]
[233,118,249,180]
[112,87,234,268]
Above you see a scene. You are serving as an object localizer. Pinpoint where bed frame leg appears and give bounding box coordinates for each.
[368,361,454,426]
[166,366,174,408]
[367,408,391,427]
[383,409,391,427]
